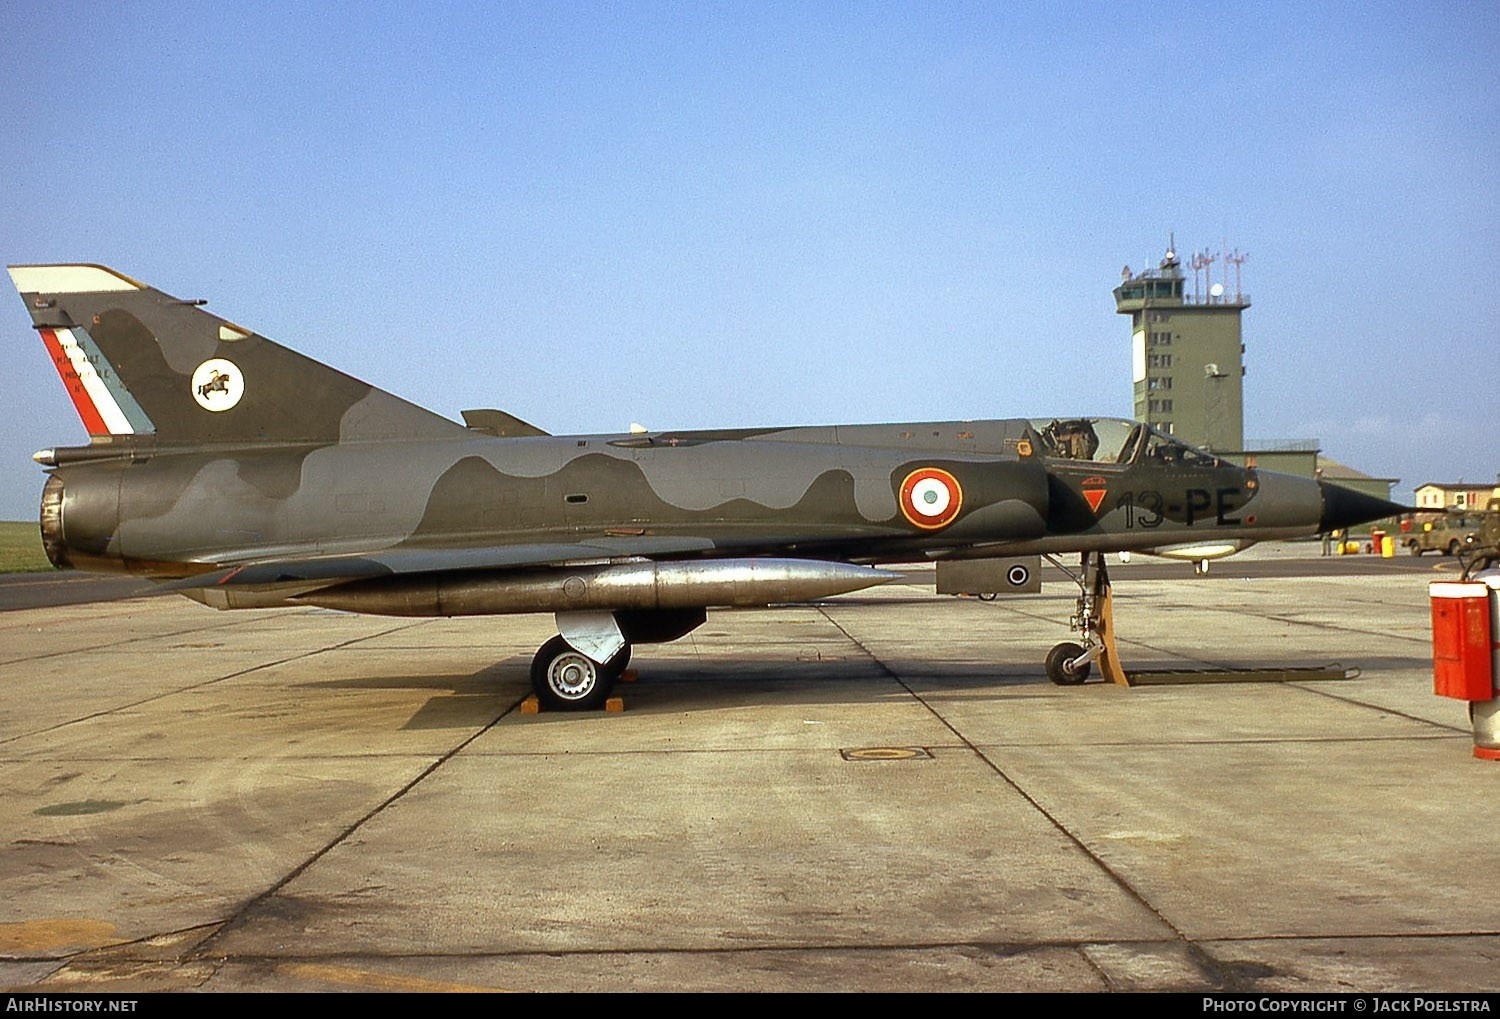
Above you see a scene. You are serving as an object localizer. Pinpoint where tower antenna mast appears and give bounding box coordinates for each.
[1225,249,1249,301]
[1191,249,1217,302]
[1203,248,1218,301]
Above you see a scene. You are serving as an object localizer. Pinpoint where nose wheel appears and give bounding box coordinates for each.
[1044,641,1091,685]
[1042,551,1128,687]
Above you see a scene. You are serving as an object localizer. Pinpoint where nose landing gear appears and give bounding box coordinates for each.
[1042,551,1128,687]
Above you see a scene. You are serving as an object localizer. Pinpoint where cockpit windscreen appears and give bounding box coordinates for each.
[1026,418,1225,468]
[1028,418,1138,463]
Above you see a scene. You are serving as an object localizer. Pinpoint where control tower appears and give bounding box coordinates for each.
[1113,243,1248,453]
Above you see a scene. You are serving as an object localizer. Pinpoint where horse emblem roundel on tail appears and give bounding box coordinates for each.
[191,359,244,412]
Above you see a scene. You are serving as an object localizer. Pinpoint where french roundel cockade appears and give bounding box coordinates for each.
[899,467,963,529]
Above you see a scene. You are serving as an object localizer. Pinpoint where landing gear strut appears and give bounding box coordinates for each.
[1042,551,1127,687]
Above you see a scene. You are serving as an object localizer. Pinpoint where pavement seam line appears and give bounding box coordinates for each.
[0,617,433,747]
[816,602,1240,992]
[186,686,527,964]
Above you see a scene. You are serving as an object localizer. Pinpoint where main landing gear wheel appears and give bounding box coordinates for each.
[530,635,629,712]
[1045,641,1091,685]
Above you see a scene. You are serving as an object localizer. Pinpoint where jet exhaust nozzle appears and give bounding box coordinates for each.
[38,474,70,569]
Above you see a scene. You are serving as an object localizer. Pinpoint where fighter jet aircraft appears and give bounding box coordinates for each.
[8,264,1404,709]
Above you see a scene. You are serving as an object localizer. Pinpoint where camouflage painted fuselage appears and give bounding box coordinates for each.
[43,416,1323,581]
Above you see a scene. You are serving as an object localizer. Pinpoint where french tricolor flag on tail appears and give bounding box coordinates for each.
[9,263,156,438]
[37,325,154,436]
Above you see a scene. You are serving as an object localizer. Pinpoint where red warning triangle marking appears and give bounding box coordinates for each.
[1081,476,1108,513]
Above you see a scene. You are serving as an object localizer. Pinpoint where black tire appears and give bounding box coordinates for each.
[611,643,632,674]
[1408,541,1422,556]
[530,635,623,711]
[1447,540,1460,557]
[1045,641,1091,686]
[977,592,998,602]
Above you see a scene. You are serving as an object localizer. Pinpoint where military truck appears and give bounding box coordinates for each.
[1459,498,1500,575]
[1402,509,1489,556]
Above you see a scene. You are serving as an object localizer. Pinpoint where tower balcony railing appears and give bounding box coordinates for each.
[1180,292,1250,306]
[1244,438,1319,452]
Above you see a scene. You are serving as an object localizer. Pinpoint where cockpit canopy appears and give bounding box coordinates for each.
[1026,418,1225,468]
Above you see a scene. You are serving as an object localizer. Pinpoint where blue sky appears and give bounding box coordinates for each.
[3,1,1497,520]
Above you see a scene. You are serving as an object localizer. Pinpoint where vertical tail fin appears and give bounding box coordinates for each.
[9,264,467,446]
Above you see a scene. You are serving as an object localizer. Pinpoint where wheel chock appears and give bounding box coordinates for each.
[518,694,626,713]
[1095,583,1129,687]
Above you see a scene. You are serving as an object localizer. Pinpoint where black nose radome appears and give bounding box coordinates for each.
[1318,482,1409,534]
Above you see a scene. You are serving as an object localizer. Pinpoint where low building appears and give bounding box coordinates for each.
[1317,456,1401,503]
[1413,482,1499,511]
[1220,447,1399,504]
